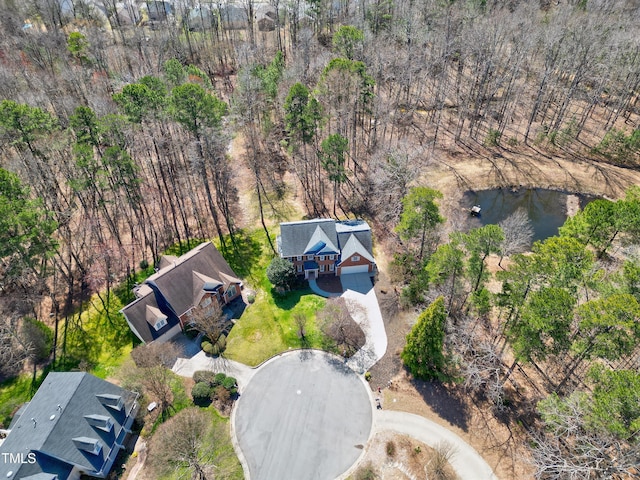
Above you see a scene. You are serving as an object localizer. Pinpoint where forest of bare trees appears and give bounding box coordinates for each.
[0,0,639,476]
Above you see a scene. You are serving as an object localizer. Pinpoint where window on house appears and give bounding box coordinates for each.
[328,255,334,260]
[201,296,212,307]
[307,255,313,260]
[329,264,334,271]
[319,255,325,261]
[226,285,237,298]
[297,264,302,272]
[320,264,325,272]
[154,317,167,331]
[297,255,302,261]
[352,255,360,261]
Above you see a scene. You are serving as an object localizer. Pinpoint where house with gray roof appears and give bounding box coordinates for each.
[0,372,138,480]
[277,219,376,279]
[120,242,242,344]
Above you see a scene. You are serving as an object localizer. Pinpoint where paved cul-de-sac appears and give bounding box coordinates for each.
[234,350,372,480]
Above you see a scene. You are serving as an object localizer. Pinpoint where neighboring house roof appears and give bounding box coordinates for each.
[121,242,241,343]
[0,372,138,480]
[278,219,375,265]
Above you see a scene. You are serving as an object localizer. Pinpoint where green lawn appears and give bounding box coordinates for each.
[225,287,327,366]
[0,375,38,428]
[220,229,330,366]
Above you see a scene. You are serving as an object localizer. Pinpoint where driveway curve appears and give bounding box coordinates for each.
[234,350,372,480]
[373,410,498,480]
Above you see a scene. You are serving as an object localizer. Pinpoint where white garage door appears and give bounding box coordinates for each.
[340,265,369,274]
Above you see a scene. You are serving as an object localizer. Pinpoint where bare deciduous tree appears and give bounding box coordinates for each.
[318,297,365,357]
[187,299,226,344]
[498,209,534,267]
[148,407,238,480]
[124,342,183,419]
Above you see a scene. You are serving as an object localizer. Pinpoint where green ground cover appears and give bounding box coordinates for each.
[222,229,330,366]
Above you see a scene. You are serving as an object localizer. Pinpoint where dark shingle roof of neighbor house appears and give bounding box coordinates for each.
[278,219,375,261]
[0,372,137,480]
[121,242,241,343]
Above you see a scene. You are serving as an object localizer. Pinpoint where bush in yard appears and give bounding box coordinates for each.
[193,370,217,385]
[266,256,297,291]
[214,372,227,386]
[201,341,214,355]
[212,334,227,355]
[191,382,212,406]
[386,440,396,457]
[222,376,238,395]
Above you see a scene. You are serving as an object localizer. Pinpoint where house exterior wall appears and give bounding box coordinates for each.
[288,255,338,276]
[223,283,241,303]
[150,322,182,343]
[337,255,374,275]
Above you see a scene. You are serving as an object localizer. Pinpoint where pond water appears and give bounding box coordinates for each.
[462,188,594,243]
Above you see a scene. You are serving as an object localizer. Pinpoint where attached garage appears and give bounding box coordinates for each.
[340,264,370,275]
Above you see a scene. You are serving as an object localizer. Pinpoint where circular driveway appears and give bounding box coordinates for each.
[234,351,372,480]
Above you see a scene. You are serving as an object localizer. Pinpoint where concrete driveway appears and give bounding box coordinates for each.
[340,273,387,373]
[233,351,372,480]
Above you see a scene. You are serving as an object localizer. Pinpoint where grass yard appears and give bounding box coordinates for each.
[0,375,39,428]
[225,287,327,366]
[220,229,331,366]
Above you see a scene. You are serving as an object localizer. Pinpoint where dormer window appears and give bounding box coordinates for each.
[85,414,113,432]
[154,317,167,331]
[73,437,103,455]
[96,394,124,411]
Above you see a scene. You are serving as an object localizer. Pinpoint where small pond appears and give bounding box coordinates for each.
[462,188,594,243]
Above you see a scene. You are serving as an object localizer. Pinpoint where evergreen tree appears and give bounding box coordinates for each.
[397,187,444,260]
[401,297,448,381]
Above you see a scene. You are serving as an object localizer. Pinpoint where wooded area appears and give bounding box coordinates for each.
[0,0,639,477]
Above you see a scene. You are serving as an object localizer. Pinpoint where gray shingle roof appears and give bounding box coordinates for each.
[121,242,241,343]
[278,219,375,261]
[338,234,375,264]
[278,219,339,258]
[0,372,137,480]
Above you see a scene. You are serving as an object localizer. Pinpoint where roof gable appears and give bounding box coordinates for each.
[338,234,375,264]
[303,226,340,255]
[121,242,241,342]
[278,219,339,258]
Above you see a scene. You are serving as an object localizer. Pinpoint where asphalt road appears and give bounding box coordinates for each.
[234,351,373,480]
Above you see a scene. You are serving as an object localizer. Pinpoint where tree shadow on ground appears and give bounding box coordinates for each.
[408,375,471,432]
[220,230,263,280]
[272,286,314,310]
